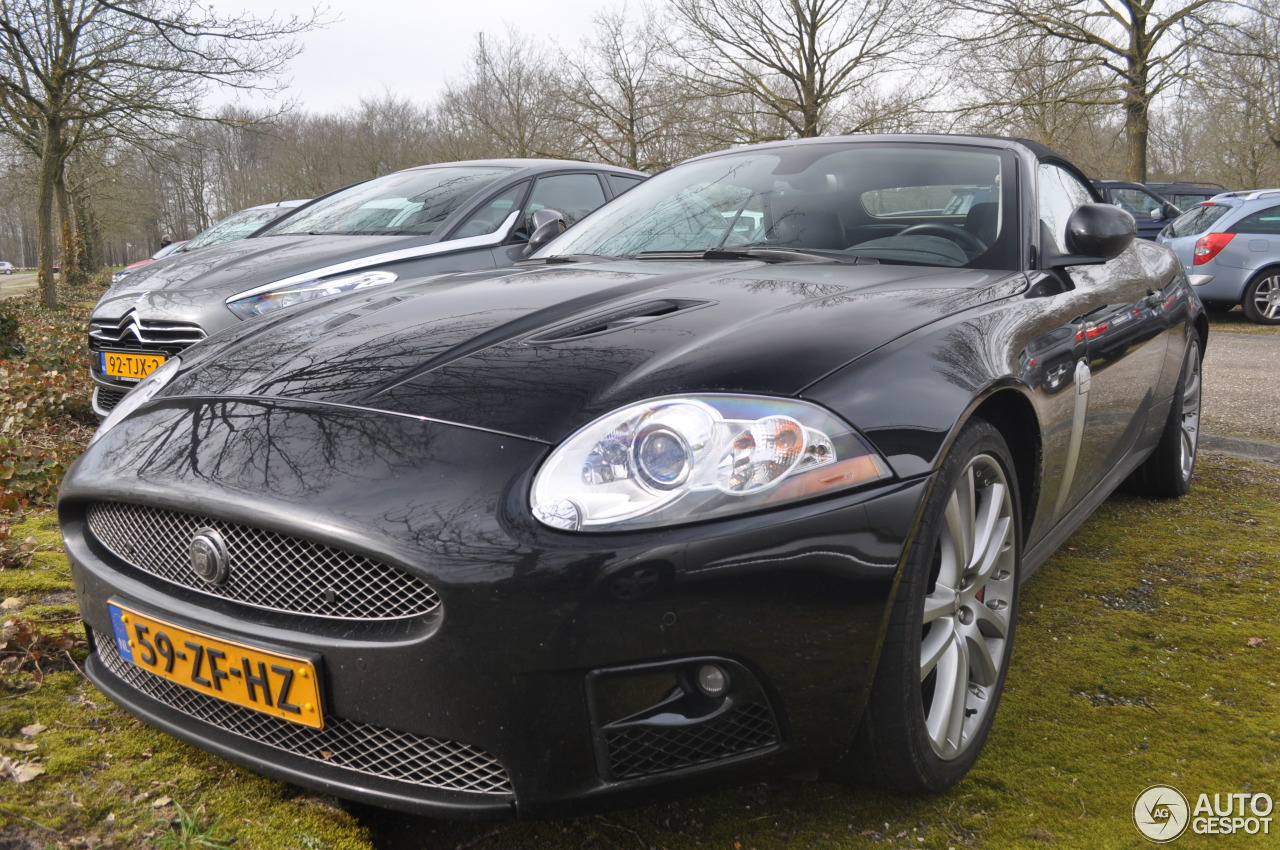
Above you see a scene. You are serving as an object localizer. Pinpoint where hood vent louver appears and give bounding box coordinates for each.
[320,294,416,331]
[526,299,710,344]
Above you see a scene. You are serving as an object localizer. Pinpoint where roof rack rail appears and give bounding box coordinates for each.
[1207,189,1280,201]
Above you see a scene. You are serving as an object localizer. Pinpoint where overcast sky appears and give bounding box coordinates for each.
[214,0,616,114]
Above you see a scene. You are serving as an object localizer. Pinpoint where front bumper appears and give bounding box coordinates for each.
[62,397,927,818]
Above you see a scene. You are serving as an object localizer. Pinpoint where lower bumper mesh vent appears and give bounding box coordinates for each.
[95,629,513,795]
[92,386,130,415]
[604,702,777,779]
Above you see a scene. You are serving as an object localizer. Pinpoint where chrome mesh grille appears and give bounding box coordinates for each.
[94,629,514,795]
[604,702,777,780]
[86,502,440,621]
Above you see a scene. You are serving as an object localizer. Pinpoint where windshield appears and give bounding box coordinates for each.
[263,167,512,237]
[185,206,297,250]
[545,143,1017,269]
[1167,204,1231,238]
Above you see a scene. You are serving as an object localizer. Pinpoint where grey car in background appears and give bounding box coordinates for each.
[1091,180,1181,240]
[180,199,310,253]
[110,202,308,286]
[1147,181,1228,210]
[1158,189,1280,324]
[89,159,646,415]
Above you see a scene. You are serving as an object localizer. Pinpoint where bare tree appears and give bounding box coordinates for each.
[948,0,1247,182]
[948,33,1128,174]
[435,30,580,160]
[343,92,436,178]
[0,0,317,305]
[667,0,938,140]
[1199,1,1280,162]
[562,5,700,171]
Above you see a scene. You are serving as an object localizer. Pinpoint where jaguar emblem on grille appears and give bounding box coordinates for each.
[189,529,230,586]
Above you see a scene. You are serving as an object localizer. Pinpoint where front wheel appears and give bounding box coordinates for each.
[852,419,1020,792]
[1242,270,1280,324]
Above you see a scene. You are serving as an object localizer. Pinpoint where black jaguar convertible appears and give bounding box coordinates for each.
[60,135,1206,819]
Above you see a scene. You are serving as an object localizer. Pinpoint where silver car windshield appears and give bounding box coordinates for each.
[545,143,1016,269]
[263,167,513,238]
[186,207,294,250]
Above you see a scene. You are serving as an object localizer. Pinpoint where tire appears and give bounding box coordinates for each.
[1242,269,1280,324]
[1125,338,1202,498]
[853,419,1020,792]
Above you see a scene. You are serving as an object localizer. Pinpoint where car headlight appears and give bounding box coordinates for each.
[90,357,182,445]
[226,270,398,319]
[531,395,891,531]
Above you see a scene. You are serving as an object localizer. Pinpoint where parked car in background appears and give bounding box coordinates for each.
[0,261,15,274]
[180,199,309,253]
[1091,180,1180,240]
[1158,188,1280,323]
[1147,181,1228,210]
[63,134,1206,818]
[110,241,188,286]
[111,202,309,287]
[88,159,646,415]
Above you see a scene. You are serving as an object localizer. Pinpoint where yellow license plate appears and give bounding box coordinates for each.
[101,351,165,380]
[107,603,324,729]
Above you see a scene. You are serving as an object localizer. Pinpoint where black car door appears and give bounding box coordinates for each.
[1034,165,1171,521]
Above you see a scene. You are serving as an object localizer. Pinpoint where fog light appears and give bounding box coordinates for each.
[696,664,729,697]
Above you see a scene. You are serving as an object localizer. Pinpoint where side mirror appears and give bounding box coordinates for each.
[1044,203,1136,268]
[1161,202,1180,220]
[522,209,567,257]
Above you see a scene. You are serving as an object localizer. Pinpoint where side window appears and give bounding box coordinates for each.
[526,174,608,229]
[1229,205,1280,235]
[1039,164,1094,254]
[607,174,644,197]
[1109,188,1164,217]
[452,183,528,239]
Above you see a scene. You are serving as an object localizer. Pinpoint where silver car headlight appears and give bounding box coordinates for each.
[90,357,182,445]
[531,395,891,531]
[226,270,398,319]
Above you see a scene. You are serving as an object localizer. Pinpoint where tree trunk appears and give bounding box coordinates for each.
[1123,80,1149,182]
[35,131,61,309]
[55,176,83,287]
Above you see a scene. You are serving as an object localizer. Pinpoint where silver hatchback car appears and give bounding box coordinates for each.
[1158,189,1280,323]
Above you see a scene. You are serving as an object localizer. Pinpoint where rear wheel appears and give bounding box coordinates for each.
[1242,269,1280,324]
[853,419,1020,792]
[1126,338,1201,498]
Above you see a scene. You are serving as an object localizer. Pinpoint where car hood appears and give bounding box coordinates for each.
[93,232,448,319]
[167,259,1027,443]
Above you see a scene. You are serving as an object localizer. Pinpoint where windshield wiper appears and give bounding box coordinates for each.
[632,248,877,265]
[518,254,614,266]
[703,247,879,265]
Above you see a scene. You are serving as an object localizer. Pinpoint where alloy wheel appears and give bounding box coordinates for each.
[1249,274,1280,322]
[1179,344,1202,480]
[919,454,1017,760]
